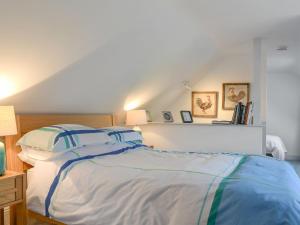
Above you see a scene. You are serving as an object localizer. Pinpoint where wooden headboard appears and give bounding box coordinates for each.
[5,114,114,172]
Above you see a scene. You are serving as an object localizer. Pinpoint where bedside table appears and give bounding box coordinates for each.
[0,171,26,225]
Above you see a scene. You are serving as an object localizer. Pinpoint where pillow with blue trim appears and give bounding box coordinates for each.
[102,127,143,144]
[17,124,113,152]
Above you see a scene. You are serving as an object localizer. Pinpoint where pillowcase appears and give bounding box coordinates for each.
[20,145,65,160]
[18,151,37,166]
[102,126,143,144]
[17,124,112,152]
[18,146,66,166]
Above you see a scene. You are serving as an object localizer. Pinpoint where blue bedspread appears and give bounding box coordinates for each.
[208,156,300,225]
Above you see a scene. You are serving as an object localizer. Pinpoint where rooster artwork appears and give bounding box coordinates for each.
[196,95,212,113]
[192,91,218,118]
[227,88,246,103]
[223,83,250,110]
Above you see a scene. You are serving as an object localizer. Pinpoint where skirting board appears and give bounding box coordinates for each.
[286,155,300,161]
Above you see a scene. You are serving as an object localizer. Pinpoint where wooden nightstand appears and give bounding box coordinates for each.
[0,171,26,225]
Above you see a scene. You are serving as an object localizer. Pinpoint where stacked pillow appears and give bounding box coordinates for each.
[102,127,143,145]
[17,124,112,152]
[18,146,65,166]
[17,124,144,165]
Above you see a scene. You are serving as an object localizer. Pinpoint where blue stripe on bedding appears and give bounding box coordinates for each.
[44,144,145,217]
[107,130,136,136]
[53,129,105,144]
[208,156,300,225]
[50,125,77,147]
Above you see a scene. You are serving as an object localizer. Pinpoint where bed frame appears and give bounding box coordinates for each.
[5,114,114,225]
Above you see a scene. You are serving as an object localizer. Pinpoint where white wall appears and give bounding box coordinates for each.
[0,1,298,118]
[0,0,217,114]
[149,45,253,123]
[267,72,300,159]
[252,38,267,125]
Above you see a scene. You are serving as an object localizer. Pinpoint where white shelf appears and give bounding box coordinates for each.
[144,122,264,128]
[141,122,266,155]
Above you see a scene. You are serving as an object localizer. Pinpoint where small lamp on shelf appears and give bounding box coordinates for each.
[126,109,147,131]
[0,106,17,176]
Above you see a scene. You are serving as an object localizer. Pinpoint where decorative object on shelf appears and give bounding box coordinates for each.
[192,91,218,118]
[231,101,253,125]
[126,109,147,131]
[211,120,232,125]
[146,110,152,122]
[162,111,174,122]
[0,106,17,176]
[180,111,193,123]
[223,83,250,110]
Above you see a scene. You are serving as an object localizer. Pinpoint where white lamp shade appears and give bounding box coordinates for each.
[0,106,17,136]
[126,110,147,126]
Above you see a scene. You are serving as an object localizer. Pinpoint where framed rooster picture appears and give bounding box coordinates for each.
[222,83,250,110]
[192,91,218,118]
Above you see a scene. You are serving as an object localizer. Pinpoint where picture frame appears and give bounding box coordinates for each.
[162,111,174,122]
[222,83,250,110]
[180,111,193,123]
[192,91,218,118]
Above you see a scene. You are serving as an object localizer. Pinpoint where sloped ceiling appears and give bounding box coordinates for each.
[0,0,300,113]
[267,40,300,75]
[266,17,300,74]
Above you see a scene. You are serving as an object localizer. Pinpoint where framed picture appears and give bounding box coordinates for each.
[222,83,250,110]
[192,92,218,118]
[180,111,193,123]
[162,111,174,122]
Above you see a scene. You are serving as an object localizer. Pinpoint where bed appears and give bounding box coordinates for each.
[5,114,300,225]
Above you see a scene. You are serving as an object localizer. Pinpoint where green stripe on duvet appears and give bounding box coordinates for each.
[196,156,241,225]
[207,156,248,225]
[63,136,70,149]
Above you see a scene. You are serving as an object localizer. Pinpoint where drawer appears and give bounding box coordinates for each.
[0,192,16,205]
[0,177,15,192]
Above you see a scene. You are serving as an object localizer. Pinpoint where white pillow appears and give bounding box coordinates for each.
[18,151,36,166]
[102,126,143,144]
[18,146,66,166]
[17,124,113,152]
[22,145,64,160]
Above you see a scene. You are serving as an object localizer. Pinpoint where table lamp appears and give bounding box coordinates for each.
[0,106,17,175]
[126,109,147,131]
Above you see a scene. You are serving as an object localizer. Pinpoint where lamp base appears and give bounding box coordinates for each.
[0,141,5,176]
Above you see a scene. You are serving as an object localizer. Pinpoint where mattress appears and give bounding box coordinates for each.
[26,143,300,225]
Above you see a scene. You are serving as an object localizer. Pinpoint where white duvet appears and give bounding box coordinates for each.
[27,143,243,225]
